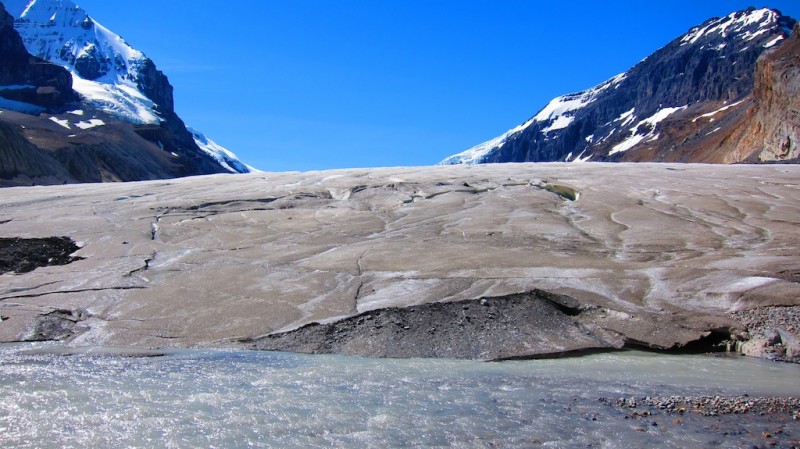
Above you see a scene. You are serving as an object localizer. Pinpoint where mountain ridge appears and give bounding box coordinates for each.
[441,7,798,165]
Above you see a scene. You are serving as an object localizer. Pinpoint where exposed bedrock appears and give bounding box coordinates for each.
[0,163,798,361]
[728,22,800,162]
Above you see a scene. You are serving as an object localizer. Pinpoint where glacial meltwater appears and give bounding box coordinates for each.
[1,343,799,448]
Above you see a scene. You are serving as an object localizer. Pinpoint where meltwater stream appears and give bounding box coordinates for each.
[1,343,799,448]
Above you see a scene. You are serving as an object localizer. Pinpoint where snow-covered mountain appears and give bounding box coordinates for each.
[441,8,797,165]
[2,0,253,173]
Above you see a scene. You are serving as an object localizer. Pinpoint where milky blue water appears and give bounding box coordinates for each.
[1,343,799,448]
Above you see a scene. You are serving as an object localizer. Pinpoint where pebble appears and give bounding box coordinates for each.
[610,395,800,417]
[729,305,800,363]
[731,306,800,336]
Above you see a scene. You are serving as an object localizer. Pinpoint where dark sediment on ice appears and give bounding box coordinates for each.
[243,291,611,360]
[243,290,741,360]
[21,308,89,342]
[0,236,81,274]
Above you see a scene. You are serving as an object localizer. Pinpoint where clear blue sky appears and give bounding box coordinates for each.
[75,1,799,171]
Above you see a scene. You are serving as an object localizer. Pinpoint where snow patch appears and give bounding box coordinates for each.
[728,276,776,292]
[189,127,256,174]
[692,99,746,123]
[534,73,626,126]
[67,109,84,116]
[764,35,784,48]
[610,106,687,155]
[49,116,71,129]
[614,108,636,127]
[74,119,105,129]
[571,149,591,163]
[540,114,574,134]
[739,27,771,42]
[534,93,593,123]
[610,134,646,155]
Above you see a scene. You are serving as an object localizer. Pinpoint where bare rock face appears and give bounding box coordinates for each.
[0,1,27,55]
[133,58,215,159]
[727,23,800,162]
[0,164,798,361]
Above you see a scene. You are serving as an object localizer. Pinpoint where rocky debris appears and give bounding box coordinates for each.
[243,290,624,360]
[729,306,800,362]
[21,308,89,341]
[131,59,213,163]
[21,345,167,358]
[0,236,82,274]
[605,395,800,418]
[0,120,77,184]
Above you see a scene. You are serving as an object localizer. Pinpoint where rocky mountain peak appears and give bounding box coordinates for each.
[0,0,253,186]
[2,0,253,174]
[9,0,140,81]
[680,7,793,49]
[0,1,77,111]
[5,0,163,124]
[441,7,797,165]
